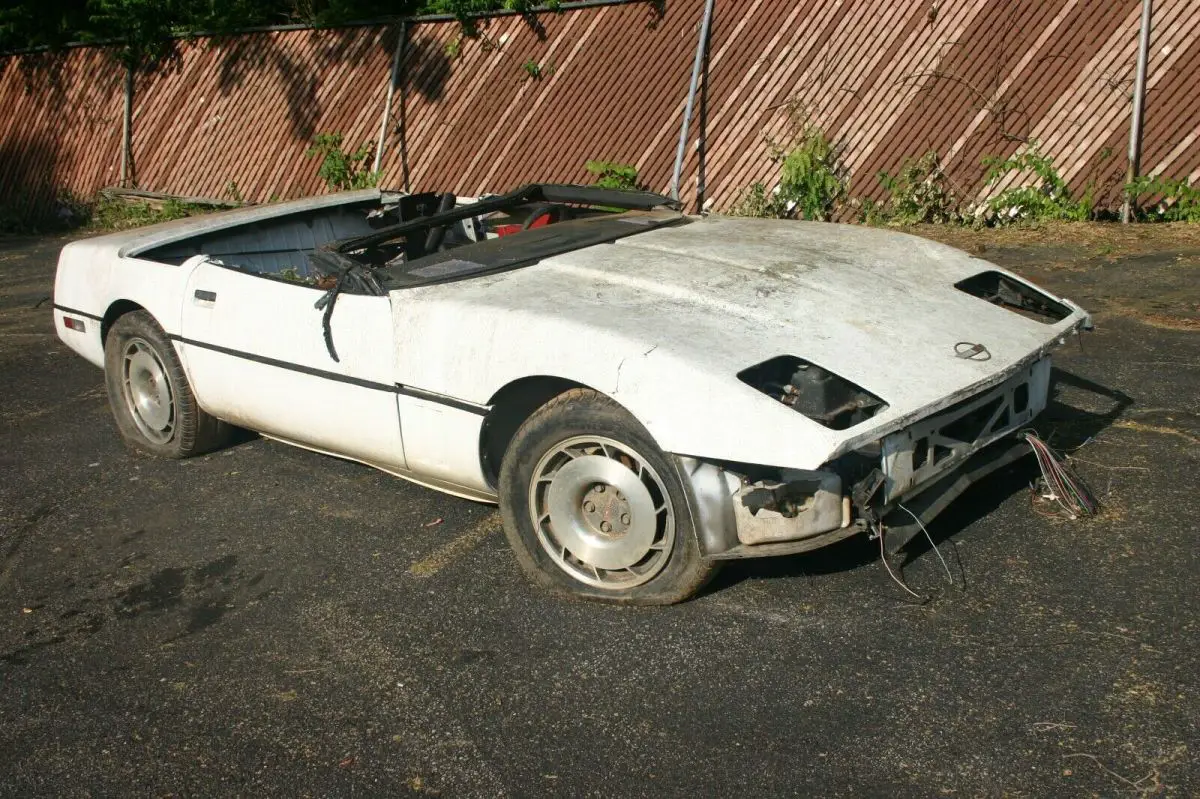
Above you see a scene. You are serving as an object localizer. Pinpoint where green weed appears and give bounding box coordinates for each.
[306,133,379,192]
[1127,175,1200,222]
[585,160,641,191]
[731,119,847,221]
[89,196,208,231]
[877,151,962,224]
[982,143,1094,224]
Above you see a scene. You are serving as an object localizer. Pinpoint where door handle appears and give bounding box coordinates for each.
[194,289,217,303]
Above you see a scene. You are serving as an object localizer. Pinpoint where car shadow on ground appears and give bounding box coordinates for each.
[701,367,1134,597]
[226,427,260,448]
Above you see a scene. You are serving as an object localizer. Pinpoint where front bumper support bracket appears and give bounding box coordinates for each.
[879,437,1032,553]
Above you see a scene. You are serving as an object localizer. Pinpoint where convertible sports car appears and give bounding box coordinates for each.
[53,184,1091,604]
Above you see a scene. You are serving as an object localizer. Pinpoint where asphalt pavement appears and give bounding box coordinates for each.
[0,229,1197,797]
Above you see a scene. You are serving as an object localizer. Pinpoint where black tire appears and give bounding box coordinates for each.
[498,388,719,605]
[103,310,231,458]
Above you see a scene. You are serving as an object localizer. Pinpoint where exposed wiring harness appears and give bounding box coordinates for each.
[870,506,956,603]
[872,521,922,601]
[869,431,1098,601]
[1021,430,1100,519]
[897,503,955,587]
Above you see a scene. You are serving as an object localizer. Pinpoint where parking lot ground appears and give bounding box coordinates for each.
[0,224,1197,797]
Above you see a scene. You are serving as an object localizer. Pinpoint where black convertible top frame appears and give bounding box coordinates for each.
[324,183,680,255]
[303,183,680,360]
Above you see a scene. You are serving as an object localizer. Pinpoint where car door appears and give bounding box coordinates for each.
[178,260,405,470]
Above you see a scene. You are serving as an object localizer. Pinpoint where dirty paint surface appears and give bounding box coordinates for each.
[392,215,1089,471]
[0,227,1198,795]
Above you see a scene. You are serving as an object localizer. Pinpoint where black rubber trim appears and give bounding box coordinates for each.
[168,334,488,416]
[170,334,394,391]
[395,384,488,416]
[53,303,103,322]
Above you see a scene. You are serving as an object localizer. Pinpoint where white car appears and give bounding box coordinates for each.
[53,184,1091,604]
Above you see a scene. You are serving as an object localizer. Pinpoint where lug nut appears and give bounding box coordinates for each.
[583,501,595,513]
[620,513,631,525]
[600,521,612,533]
[596,485,606,494]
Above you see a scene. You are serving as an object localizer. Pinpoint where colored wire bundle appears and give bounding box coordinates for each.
[1022,431,1100,519]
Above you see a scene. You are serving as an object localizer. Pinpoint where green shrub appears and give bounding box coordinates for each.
[877,151,962,224]
[585,160,641,191]
[90,195,205,231]
[306,133,379,192]
[982,144,1094,224]
[772,125,846,221]
[1127,175,1200,222]
[730,182,776,218]
[857,197,887,227]
[730,123,847,221]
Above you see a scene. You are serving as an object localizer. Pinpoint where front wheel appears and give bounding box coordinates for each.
[498,389,718,604]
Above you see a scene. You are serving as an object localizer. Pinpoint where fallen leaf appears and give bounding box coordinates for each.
[423,517,444,528]
[338,755,357,769]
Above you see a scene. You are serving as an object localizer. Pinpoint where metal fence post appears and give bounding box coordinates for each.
[671,0,715,203]
[119,62,134,188]
[373,21,407,178]
[1121,0,1153,224]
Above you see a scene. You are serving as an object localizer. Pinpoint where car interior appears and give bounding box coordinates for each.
[136,190,586,285]
[137,193,444,280]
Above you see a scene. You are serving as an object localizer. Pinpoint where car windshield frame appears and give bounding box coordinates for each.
[313,183,686,290]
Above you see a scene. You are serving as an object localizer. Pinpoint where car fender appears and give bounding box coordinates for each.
[393,298,834,470]
[53,239,197,369]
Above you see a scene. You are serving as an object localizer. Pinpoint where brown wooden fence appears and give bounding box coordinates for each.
[1,0,1197,224]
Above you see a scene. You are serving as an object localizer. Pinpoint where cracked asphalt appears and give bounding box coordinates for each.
[1,226,1197,797]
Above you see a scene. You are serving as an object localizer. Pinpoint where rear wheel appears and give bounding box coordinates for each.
[103,311,230,458]
[498,389,718,604]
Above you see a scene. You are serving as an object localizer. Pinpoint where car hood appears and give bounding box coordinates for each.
[592,215,1084,373]
[393,216,1089,465]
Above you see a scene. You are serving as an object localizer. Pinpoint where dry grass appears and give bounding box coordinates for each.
[1124,311,1200,331]
[1112,419,1200,445]
[1094,302,1200,332]
[904,220,1200,256]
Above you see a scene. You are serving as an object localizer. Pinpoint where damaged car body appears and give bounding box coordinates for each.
[682,354,1056,560]
[52,184,1091,604]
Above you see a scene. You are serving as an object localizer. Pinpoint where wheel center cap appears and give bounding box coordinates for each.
[536,445,674,579]
[581,484,632,536]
